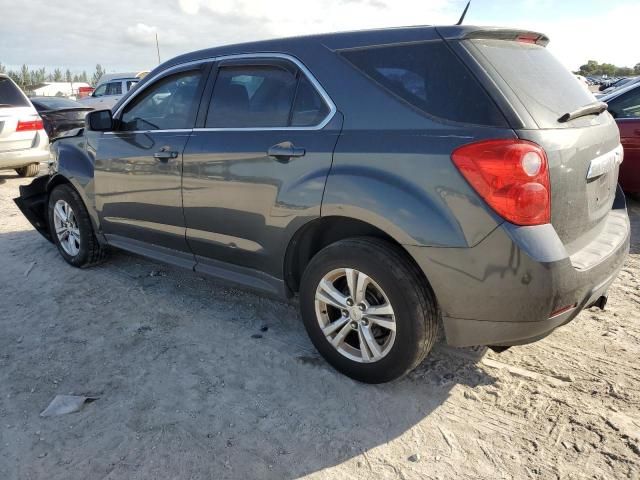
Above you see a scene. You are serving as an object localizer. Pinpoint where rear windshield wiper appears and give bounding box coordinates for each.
[558,101,608,123]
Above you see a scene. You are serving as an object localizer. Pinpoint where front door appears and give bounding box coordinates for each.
[94,64,209,254]
[182,57,341,281]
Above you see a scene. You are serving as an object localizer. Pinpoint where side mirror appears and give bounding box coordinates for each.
[85,109,114,132]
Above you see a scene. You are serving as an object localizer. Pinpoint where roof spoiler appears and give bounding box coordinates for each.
[436,26,549,46]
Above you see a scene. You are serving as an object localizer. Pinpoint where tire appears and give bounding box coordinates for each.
[299,237,439,383]
[15,163,40,177]
[48,184,107,268]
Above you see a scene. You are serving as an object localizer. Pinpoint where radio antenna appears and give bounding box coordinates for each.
[456,1,471,25]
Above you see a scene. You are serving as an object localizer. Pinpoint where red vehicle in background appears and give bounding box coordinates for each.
[77,86,94,98]
[602,83,640,195]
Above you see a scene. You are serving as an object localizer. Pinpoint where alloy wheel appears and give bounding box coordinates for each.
[314,268,396,363]
[53,199,81,256]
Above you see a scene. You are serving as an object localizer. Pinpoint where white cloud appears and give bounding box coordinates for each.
[509,4,640,69]
[124,23,158,46]
[178,0,456,36]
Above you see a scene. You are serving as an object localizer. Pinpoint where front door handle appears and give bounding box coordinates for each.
[267,142,306,162]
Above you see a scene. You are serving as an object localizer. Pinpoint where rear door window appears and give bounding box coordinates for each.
[0,77,30,107]
[340,41,506,126]
[291,75,330,127]
[468,39,601,128]
[206,65,298,128]
[205,62,332,128]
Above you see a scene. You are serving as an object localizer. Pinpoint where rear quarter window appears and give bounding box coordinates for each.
[0,77,30,107]
[339,40,507,127]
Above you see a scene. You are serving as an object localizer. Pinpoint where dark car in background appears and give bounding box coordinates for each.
[30,96,93,140]
[15,26,630,383]
[602,82,640,195]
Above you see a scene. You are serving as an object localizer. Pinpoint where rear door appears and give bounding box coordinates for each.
[453,34,622,252]
[94,63,210,255]
[182,56,341,280]
[0,76,40,153]
[608,86,640,193]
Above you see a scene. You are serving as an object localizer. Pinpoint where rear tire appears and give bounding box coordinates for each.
[299,237,439,383]
[15,163,40,177]
[48,184,107,268]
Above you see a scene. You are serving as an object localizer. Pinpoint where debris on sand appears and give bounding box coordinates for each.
[40,395,99,417]
[24,261,35,277]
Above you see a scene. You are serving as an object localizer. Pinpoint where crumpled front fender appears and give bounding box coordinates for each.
[13,174,53,243]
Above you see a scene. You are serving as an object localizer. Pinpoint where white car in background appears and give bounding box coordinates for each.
[78,71,148,110]
[0,74,49,177]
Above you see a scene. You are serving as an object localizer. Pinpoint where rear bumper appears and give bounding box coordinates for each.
[406,186,630,347]
[0,131,50,169]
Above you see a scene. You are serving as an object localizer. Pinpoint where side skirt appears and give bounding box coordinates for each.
[104,234,289,299]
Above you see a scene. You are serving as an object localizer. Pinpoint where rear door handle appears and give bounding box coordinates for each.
[267,142,306,161]
[154,147,179,161]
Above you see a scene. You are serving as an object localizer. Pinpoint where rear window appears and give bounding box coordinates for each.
[340,41,506,126]
[468,39,600,128]
[0,77,30,107]
[31,97,83,110]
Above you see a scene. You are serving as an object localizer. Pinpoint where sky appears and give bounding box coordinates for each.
[1,0,638,75]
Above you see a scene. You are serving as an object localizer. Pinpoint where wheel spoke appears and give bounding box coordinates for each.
[56,226,66,235]
[322,316,349,336]
[360,325,383,360]
[67,235,76,253]
[354,271,370,304]
[358,327,372,362]
[331,322,352,348]
[366,303,394,317]
[54,202,67,222]
[366,315,396,332]
[345,268,358,300]
[316,279,349,309]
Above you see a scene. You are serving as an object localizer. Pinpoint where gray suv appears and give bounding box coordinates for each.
[15,26,630,383]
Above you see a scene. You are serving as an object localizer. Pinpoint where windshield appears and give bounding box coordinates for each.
[468,39,603,128]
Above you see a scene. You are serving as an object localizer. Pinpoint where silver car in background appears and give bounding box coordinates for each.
[0,74,48,177]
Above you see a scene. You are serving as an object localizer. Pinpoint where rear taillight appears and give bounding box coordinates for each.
[516,33,540,44]
[451,139,551,226]
[16,117,44,132]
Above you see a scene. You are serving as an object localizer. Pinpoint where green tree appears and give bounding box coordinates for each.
[80,71,88,83]
[65,68,72,83]
[53,68,63,82]
[0,63,6,74]
[91,64,105,86]
[20,64,30,89]
[634,63,640,75]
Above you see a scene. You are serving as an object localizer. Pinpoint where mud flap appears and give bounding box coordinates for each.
[13,175,53,243]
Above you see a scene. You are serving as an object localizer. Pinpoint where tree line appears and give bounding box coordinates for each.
[0,63,106,91]
[577,60,640,77]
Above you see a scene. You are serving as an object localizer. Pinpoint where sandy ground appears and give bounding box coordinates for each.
[0,169,639,480]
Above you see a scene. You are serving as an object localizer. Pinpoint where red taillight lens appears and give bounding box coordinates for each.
[16,118,44,132]
[516,33,540,44]
[451,139,551,226]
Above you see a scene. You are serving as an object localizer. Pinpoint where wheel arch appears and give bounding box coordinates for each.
[283,215,432,296]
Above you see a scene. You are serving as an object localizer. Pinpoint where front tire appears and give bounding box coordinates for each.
[299,237,439,383]
[48,184,107,267]
[15,163,40,177]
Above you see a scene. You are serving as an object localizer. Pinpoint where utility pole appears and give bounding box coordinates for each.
[156,32,161,65]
